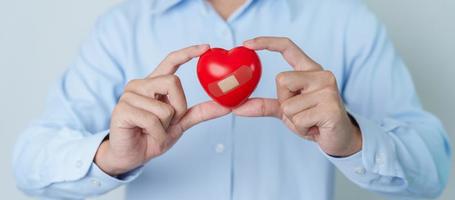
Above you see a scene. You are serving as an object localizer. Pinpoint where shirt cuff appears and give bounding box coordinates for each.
[68,130,143,195]
[70,162,142,195]
[321,111,404,187]
[323,149,380,185]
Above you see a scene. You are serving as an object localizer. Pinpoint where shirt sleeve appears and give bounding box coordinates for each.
[325,1,451,198]
[12,7,141,199]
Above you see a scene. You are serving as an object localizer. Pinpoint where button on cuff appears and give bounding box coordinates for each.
[354,166,366,175]
[215,143,225,153]
[71,162,143,195]
[321,148,376,184]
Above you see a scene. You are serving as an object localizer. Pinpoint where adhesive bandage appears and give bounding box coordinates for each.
[207,65,253,97]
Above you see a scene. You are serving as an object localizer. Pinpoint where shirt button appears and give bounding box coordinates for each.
[375,153,386,166]
[215,144,225,153]
[354,166,366,175]
[219,27,230,36]
[91,179,101,187]
[223,29,230,35]
[75,160,83,168]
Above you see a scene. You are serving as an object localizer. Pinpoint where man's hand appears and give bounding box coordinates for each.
[233,37,362,157]
[95,45,231,176]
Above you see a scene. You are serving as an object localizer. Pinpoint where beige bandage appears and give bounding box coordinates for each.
[207,65,253,97]
[218,75,240,93]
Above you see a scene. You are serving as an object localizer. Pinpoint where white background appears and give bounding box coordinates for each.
[0,0,453,199]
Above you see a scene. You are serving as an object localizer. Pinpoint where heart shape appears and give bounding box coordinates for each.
[197,46,262,108]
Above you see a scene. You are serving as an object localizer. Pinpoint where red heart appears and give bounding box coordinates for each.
[197,46,262,108]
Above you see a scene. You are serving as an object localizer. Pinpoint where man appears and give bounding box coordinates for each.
[13,0,451,199]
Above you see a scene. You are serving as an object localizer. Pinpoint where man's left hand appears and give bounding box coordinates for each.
[233,37,362,157]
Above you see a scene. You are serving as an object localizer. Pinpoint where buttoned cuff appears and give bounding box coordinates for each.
[41,129,112,185]
[67,130,143,195]
[70,162,142,195]
[324,149,381,186]
[322,112,405,188]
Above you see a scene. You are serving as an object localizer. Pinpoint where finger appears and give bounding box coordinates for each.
[276,70,336,102]
[282,115,300,133]
[281,91,321,119]
[243,37,321,71]
[120,92,176,129]
[125,75,188,123]
[232,98,282,118]
[284,113,317,141]
[291,107,322,136]
[174,101,231,136]
[150,44,210,77]
[114,101,168,143]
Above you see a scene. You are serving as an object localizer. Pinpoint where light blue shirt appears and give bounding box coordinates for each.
[13,0,451,199]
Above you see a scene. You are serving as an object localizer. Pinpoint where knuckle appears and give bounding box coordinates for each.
[276,72,289,86]
[280,101,292,115]
[112,106,121,117]
[319,83,339,100]
[324,87,338,96]
[163,104,176,118]
[291,114,300,125]
[328,88,339,97]
[157,140,170,153]
[116,100,128,108]
[118,95,127,103]
[134,79,153,96]
[150,114,163,127]
[119,92,133,102]
[162,74,180,86]
[142,112,160,129]
[292,118,303,129]
[322,70,336,84]
[125,79,141,91]
[113,101,128,116]
[292,113,306,126]
[260,98,267,116]
[168,74,181,84]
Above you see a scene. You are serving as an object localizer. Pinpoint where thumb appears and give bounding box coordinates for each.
[177,101,231,133]
[232,98,282,118]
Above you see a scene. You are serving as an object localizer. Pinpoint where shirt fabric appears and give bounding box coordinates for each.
[13,0,452,199]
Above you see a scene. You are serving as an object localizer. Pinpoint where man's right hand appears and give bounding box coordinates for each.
[95,44,231,176]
